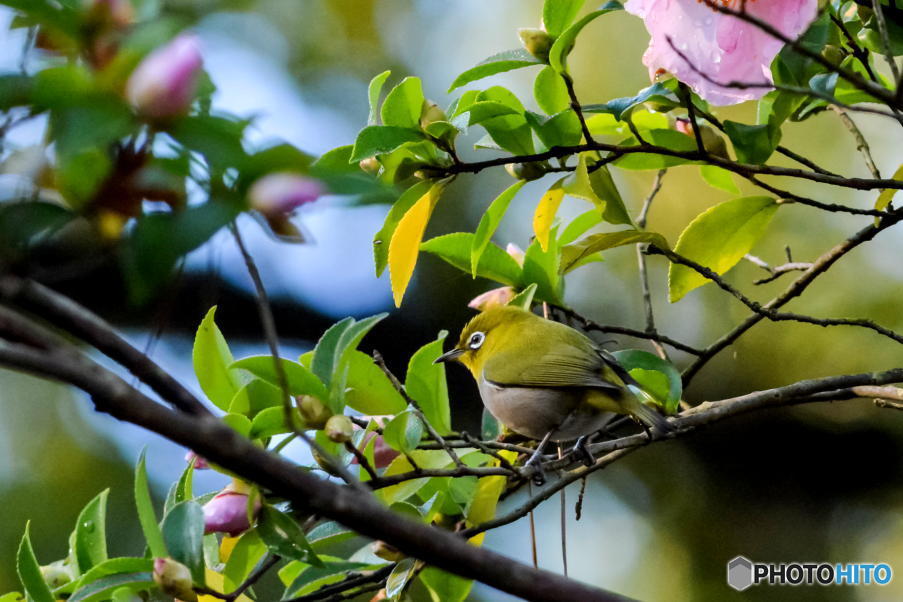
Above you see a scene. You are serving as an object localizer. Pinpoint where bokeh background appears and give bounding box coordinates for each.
[1,1,902,600]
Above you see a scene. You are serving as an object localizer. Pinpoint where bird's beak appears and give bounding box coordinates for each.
[434,348,465,364]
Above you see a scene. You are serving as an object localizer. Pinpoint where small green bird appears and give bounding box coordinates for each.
[436,305,671,472]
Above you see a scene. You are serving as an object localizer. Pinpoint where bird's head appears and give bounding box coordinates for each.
[434,305,534,377]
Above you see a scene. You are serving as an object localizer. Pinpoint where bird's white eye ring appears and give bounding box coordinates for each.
[468,331,485,350]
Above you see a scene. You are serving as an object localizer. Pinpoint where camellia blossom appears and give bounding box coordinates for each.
[126,34,203,119]
[625,0,818,105]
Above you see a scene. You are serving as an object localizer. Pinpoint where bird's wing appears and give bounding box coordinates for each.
[483,340,626,392]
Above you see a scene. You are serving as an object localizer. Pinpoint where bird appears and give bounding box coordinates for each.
[435,305,672,481]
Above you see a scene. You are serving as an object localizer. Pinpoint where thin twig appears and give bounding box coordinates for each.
[871,0,901,84]
[562,72,594,144]
[636,169,669,360]
[830,105,882,179]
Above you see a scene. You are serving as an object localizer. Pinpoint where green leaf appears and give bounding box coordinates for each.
[700,165,740,194]
[406,333,451,435]
[307,522,357,550]
[344,350,407,415]
[169,114,249,169]
[0,74,32,110]
[0,593,24,602]
[16,523,54,602]
[349,126,423,162]
[526,109,582,149]
[0,201,74,262]
[560,230,668,274]
[582,82,676,120]
[223,531,266,592]
[74,490,109,574]
[381,77,425,129]
[386,558,417,600]
[448,49,542,92]
[508,282,538,310]
[192,306,243,410]
[249,406,290,439]
[311,314,387,389]
[68,572,153,602]
[229,378,283,416]
[549,8,618,73]
[563,154,633,226]
[669,196,778,302]
[558,209,602,245]
[522,233,563,305]
[161,501,205,584]
[383,409,424,454]
[283,561,376,598]
[231,356,329,401]
[534,66,570,115]
[368,70,391,125]
[256,506,322,565]
[373,180,434,276]
[723,121,780,165]
[134,452,167,559]
[420,567,473,602]
[612,349,682,414]
[543,0,585,36]
[471,181,526,277]
[223,413,253,437]
[614,129,698,170]
[481,408,501,440]
[68,558,154,601]
[420,233,523,286]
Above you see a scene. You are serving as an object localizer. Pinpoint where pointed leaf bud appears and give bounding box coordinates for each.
[505,161,546,181]
[40,559,76,589]
[518,28,553,63]
[153,558,197,602]
[372,541,405,562]
[359,157,381,175]
[126,34,203,120]
[325,414,353,443]
[674,118,728,159]
[419,100,447,129]
[505,243,525,266]
[248,173,324,218]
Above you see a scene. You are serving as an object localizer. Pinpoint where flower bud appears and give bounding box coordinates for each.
[371,540,405,562]
[202,486,260,537]
[325,414,353,443]
[359,157,381,175]
[505,161,546,181]
[673,118,728,159]
[518,28,553,62]
[352,427,400,469]
[821,45,846,66]
[153,558,197,602]
[419,100,447,129]
[40,559,75,589]
[184,451,209,470]
[505,243,525,266]
[249,173,324,218]
[298,395,331,429]
[84,0,134,29]
[468,286,516,311]
[126,34,203,120]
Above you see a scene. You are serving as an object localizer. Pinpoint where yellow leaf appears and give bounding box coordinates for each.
[875,163,903,213]
[532,181,565,251]
[199,569,253,602]
[465,450,517,546]
[388,181,446,307]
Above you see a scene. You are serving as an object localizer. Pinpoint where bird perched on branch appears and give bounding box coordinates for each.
[436,305,672,482]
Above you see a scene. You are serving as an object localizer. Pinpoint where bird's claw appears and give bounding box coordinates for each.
[524,453,546,486]
[570,435,595,467]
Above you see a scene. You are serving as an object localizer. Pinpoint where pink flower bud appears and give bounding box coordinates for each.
[352,431,400,469]
[202,489,260,537]
[468,286,516,311]
[505,243,525,266]
[674,117,693,137]
[153,557,197,602]
[248,173,324,218]
[184,451,209,470]
[126,34,203,119]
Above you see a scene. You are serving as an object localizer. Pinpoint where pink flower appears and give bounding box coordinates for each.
[468,286,516,311]
[202,489,260,537]
[184,451,209,470]
[248,173,324,218]
[126,34,203,119]
[625,0,818,105]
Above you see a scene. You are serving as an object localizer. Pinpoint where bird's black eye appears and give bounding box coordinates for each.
[468,331,485,350]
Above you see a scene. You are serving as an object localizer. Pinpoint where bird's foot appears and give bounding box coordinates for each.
[524,451,546,486]
[570,435,595,467]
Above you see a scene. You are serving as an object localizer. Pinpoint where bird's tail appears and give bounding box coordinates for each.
[625,385,673,435]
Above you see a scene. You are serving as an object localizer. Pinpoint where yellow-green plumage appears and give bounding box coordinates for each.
[438,305,670,441]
